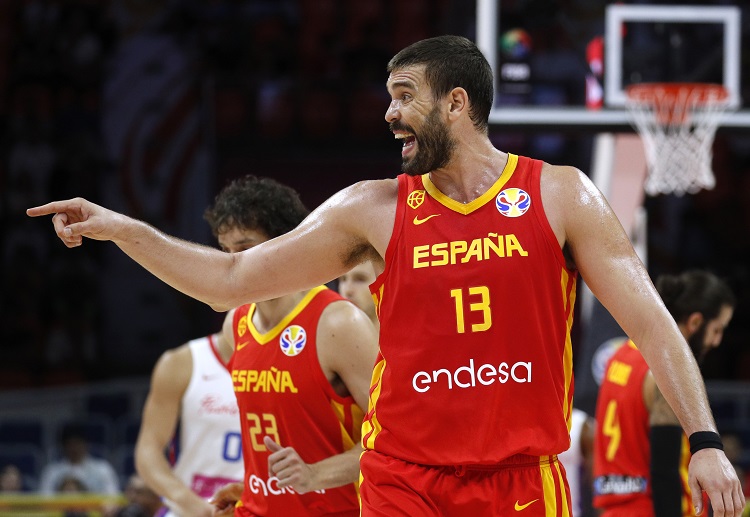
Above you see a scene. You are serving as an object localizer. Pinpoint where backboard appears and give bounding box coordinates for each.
[476,1,749,130]
[605,4,741,109]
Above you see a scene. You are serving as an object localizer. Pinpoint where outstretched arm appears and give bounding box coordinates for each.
[135,345,214,517]
[27,181,395,311]
[542,164,744,516]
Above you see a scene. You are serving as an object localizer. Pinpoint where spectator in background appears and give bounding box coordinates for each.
[39,424,120,495]
[57,475,87,493]
[55,475,89,517]
[0,464,23,492]
[114,475,163,517]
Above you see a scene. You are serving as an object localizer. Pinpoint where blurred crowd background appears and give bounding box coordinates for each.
[0,0,749,503]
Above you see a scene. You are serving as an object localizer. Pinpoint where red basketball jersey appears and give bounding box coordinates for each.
[363,154,577,465]
[593,340,652,514]
[230,286,362,517]
[593,340,700,516]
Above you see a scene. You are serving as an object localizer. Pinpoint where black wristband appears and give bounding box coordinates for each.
[688,431,724,455]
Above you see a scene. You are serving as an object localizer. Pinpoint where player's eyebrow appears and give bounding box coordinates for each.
[387,79,416,93]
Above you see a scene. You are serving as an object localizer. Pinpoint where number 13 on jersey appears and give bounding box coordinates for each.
[451,286,492,333]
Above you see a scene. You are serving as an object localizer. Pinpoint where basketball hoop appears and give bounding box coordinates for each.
[625,83,731,196]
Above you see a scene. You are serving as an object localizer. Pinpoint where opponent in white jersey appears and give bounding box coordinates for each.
[558,407,595,517]
[135,333,243,517]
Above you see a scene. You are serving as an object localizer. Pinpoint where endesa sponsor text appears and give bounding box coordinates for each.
[412,358,532,393]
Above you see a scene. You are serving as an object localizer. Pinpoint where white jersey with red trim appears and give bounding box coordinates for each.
[168,335,243,509]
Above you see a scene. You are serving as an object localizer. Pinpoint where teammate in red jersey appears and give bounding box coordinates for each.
[29,35,745,516]
[201,176,378,516]
[594,270,735,516]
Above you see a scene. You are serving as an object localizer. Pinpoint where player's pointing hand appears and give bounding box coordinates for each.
[27,198,129,248]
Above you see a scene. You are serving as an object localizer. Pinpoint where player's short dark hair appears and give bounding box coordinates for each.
[203,175,309,239]
[387,35,494,132]
[656,270,736,323]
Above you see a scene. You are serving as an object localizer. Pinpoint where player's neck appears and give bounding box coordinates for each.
[253,290,309,333]
[428,144,509,204]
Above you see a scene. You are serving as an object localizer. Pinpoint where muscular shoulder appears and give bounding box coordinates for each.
[539,162,599,215]
[317,299,374,338]
[316,299,378,365]
[328,179,398,261]
[537,163,589,253]
[539,161,618,254]
[343,178,399,203]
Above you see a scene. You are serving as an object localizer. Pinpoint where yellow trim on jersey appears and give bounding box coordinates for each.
[331,399,363,498]
[362,358,386,450]
[422,153,519,215]
[246,285,327,345]
[561,270,577,429]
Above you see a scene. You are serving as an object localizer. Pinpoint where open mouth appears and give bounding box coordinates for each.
[394,132,416,157]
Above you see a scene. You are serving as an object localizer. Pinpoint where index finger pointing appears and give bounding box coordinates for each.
[27,201,75,217]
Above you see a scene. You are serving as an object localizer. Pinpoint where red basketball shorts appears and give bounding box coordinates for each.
[359,450,572,517]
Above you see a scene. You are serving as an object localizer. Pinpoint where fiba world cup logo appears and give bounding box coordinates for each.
[279,325,307,357]
[496,188,531,218]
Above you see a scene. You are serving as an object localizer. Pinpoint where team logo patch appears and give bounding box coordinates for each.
[496,188,531,217]
[407,190,426,209]
[279,325,307,357]
[237,315,248,337]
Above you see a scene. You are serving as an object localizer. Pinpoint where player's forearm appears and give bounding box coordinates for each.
[308,444,363,491]
[113,218,241,310]
[135,444,203,508]
[637,328,716,436]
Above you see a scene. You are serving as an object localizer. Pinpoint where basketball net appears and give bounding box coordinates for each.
[625,83,731,196]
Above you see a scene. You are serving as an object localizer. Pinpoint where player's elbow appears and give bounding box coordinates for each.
[133,442,156,480]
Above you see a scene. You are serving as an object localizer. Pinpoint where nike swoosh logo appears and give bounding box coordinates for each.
[514,499,539,511]
[236,341,250,351]
[413,214,441,225]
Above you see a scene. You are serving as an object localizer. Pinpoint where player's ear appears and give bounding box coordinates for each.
[447,87,468,120]
[685,312,704,335]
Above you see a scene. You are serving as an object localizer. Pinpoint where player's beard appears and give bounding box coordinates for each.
[398,105,457,177]
[687,322,709,365]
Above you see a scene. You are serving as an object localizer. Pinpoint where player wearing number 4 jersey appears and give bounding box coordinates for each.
[30,35,746,517]
[201,176,378,517]
[594,271,735,517]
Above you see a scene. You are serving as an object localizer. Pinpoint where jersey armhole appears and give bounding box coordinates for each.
[528,157,573,272]
[370,174,408,300]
